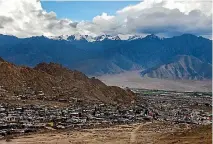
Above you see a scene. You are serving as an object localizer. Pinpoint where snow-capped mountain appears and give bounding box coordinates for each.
[49,34,96,42]
[94,35,121,41]
[128,35,144,41]
[48,34,147,42]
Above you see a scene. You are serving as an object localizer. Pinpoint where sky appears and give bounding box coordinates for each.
[41,1,139,21]
[0,0,212,38]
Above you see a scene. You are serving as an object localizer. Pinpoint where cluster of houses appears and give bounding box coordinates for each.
[0,103,158,138]
[0,88,212,138]
[135,89,212,125]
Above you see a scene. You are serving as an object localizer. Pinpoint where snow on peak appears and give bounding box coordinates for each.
[48,34,163,42]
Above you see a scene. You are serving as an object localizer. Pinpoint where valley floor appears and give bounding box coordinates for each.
[97,71,212,92]
[1,122,211,144]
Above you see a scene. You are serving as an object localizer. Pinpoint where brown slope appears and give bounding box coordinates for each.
[0,58,135,105]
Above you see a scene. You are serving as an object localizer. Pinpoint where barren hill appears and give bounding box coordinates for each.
[141,55,212,80]
[0,58,135,105]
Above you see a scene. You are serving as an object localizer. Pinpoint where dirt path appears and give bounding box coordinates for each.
[130,122,152,144]
[0,123,210,144]
[130,124,141,143]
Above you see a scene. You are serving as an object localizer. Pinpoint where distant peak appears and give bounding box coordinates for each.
[46,33,204,42]
[128,35,143,40]
[144,34,160,39]
[95,35,121,41]
[180,34,200,39]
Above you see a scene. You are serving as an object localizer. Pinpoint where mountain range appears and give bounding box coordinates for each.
[0,33,212,80]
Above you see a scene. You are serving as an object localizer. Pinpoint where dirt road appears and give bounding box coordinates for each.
[0,122,211,144]
[130,122,152,144]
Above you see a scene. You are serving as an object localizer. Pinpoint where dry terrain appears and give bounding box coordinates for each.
[1,122,211,144]
[97,71,212,92]
[0,59,135,105]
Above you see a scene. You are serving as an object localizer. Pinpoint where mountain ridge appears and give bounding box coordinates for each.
[141,55,212,80]
[0,33,211,80]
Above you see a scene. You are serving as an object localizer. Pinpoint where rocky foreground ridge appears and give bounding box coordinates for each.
[0,58,135,105]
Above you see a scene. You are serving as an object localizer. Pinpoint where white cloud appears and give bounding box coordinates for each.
[0,0,79,37]
[0,0,211,38]
[117,0,212,16]
[123,8,212,37]
[89,0,212,37]
[113,0,212,37]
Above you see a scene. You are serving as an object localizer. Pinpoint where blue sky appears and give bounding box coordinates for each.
[41,1,139,21]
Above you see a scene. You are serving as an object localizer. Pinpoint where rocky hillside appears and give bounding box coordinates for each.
[141,55,212,80]
[0,58,135,105]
